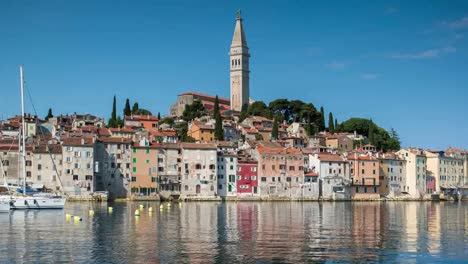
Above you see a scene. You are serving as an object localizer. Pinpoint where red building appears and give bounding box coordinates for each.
[236,158,259,196]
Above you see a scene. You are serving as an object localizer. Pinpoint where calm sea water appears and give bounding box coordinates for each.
[0,201,467,263]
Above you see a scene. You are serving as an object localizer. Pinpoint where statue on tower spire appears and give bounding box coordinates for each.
[237,9,241,19]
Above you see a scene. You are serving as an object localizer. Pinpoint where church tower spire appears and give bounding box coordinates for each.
[230,10,250,112]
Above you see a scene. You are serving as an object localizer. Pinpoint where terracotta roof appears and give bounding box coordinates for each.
[181,142,217,150]
[0,144,33,151]
[154,143,181,149]
[98,137,132,144]
[33,144,62,154]
[62,137,94,147]
[316,154,345,162]
[178,91,230,104]
[346,154,378,161]
[257,146,302,155]
[109,127,136,133]
[217,141,237,147]
[305,172,318,177]
[124,115,158,122]
[244,128,258,134]
[191,120,214,130]
[151,130,177,137]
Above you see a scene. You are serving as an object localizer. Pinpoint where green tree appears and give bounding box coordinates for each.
[335,119,338,130]
[328,112,335,133]
[214,96,224,141]
[157,112,161,120]
[306,113,316,136]
[116,116,124,128]
[271,117,279,140]
[319,106,325,132]
[45,108,53,121]
[175,122,195,142]
[132,102,139,114]
[182,100,206,122]
[108,95,117,128]
[133,109,152,115]
[368,122,375,145]
[248,101,271,118]
[124,99,131,116]
[159,117,175,127]
[385,128,401,151]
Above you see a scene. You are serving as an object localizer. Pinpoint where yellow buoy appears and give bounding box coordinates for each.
[89,210,94,216]
[135,209,140,216]
[108,207,113,213]
[167,202,171,207]
[148,207,153,212]
[139,204,144,209]
[73,216,82,222]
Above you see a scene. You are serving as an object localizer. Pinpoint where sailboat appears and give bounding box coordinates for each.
[8,65,66,209]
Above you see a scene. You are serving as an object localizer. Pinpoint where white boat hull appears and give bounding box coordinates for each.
[0,200,10,212]
[10,196,66,210]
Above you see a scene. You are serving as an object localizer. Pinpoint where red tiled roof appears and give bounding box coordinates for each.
[33,144,62,154]
[124,115,158,122]
[178,91,230,104]
[191,120,214,130]
[257,146,302,155]
[62,137,94,146]
[317,154,345,162]
[305,172,318,177]
[346,154,378,161]
[150,130,177,137]
[181,142,217,150]
[98,137,132,144]
[109,127,136,133]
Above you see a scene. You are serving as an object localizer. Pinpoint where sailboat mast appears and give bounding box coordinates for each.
[20,65,27,197]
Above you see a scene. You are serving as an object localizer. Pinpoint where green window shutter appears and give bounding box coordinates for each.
[133,158,136,163]
[133,148,137,153]
[146,160,149,164]
[146,148,150,154]
[133,167,137,173]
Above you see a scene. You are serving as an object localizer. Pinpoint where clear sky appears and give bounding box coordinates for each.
[0,0,467,149]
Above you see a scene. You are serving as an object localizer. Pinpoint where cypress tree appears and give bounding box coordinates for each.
[157,112,161,120]
[319,106,325,132]
[124,99,131,116]
[368,123,375,145]
[132,102,139,114]
[335,118,338,130]
[108,95,117,128]
[239,103,248,122]
[328,112,334,133]
[272,117,279,140]
[307,113,315,136]
[45,108,53,121]
[214,96,224,141]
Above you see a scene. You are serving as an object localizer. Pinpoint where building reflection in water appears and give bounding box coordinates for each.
[1,202,468,263]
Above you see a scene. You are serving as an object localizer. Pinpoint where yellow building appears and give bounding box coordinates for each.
[187,120,215,142]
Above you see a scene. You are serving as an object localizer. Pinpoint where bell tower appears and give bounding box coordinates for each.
[230,10,250,112]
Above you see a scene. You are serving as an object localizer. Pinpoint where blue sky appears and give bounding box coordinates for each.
[0,0,467,149]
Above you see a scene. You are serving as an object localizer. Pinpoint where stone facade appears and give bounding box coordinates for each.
[217,151,237,197]
[398,148,427,198]
[230,13,250,111]
[94,137,132,199]
[62,137,96,195]
[31,144,63,191]
[157,143,182,198]
[180,143,218,198]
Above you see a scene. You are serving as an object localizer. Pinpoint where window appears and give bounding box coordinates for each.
[87,163,91,169]
[356,186,359,193]
[66,169,71,174]
[85,175,92,181]
[362,169,365,174]
[219,184,222,190]
[146,160,150,164]
[373,170,376,175]
[73,175,78,180]
[262,165,265,170]
[74,163,79,169]
[272,165,275,170]
[196,164,202,170]
[251,176,257,180]
[237,167,242,172]
[146,148,150,154]
[133,148,137,153]
[289,166,295,171]
[329,168,332,174]
[86,152,92,157]
[25,161,32,166]
[132,158,136,163]
[37,175,41,181]
[229,175,235,182]
[364,187,368,193]
[251,167,257,172]
[151,177,157,182]
[261,177,266,182]
[286,177,291,182]
[230,165,234,170]
[237,175,241,180]
[209,164,215,170]
[278,177,281,182]
[131,177,136,182]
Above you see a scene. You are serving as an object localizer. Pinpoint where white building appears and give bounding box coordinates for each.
[180,143,218,198]
[62,137,96,196]
[31,144,63,191]
[397,148,427,199]
[94,137,132,199]
[217,151,237,197]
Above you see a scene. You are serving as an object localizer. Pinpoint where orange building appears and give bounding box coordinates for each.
[348,153,380,199]
[130,144,158,196]
[124,115,158,130]
[187,120,215,142]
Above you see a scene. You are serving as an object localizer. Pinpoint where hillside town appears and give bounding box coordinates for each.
[1,13,466,202]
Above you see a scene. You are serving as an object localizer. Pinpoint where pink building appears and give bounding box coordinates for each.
[426,175,436,194]
[348,153,380,199]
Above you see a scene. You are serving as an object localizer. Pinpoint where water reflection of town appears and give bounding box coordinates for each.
[1,202,468,262]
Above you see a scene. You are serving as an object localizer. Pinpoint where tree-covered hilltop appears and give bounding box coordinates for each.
[240,98,401,151]
[336,118,400,151]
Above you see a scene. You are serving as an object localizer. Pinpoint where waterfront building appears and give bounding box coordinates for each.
[397,148,427,198]
[180,143,218,198]
[229,12,250,111]
[156,143,182,198]
[62,137,96,195]
[217,150,238,197]
[31,144,63,191]
[0,139,33,185]
[376,153,406,197]
[130,143,158,196]
[254,145,304,198]
[94,137,132,199]
[124,115,158,130]
[236,155,259,196]
[347,153,380,199]
[307,152,351,199]
[425,150,464,193]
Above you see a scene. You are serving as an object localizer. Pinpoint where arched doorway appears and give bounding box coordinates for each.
[196,184,201,194]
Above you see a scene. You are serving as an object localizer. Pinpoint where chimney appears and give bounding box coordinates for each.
[81,138,85,145]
